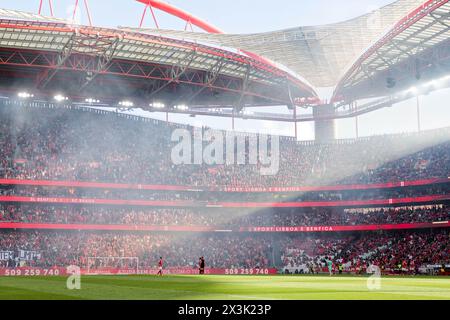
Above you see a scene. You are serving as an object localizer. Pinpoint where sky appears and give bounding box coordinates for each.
[1,0,449,140]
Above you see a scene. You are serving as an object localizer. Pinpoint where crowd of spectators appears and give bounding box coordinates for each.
[0,230,447,272]
[0,184,447,203]
[0,206,219,226]
[0,99,449,275]
[233,205,449,227]
[0,231,272,269]
[0,204,447,227]
[0,186,197,201]
[281,230,449,273]
[0,103,449,188]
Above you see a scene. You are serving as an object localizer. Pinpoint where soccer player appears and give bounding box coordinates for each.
[338,263,343,275]
[157,257,164,276]
[325,257,333,276]
[308,263,314,275]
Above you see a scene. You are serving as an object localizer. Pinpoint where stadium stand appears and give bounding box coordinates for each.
[0,230,448,274]
[0,102,449,274]
[0,205,448,227]
[0,103,449,187]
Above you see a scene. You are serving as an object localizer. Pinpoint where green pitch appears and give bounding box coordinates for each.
[0,275,449,300]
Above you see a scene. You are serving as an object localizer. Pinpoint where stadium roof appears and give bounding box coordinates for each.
[0,8,66,23]
[122,0,426,88]
[0,0,449,122]
[333,0,450,102]
[0,8,317,109]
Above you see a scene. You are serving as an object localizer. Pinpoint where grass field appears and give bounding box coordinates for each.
[0,275,449,300]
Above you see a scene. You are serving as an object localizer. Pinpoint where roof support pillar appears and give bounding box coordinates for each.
[416,95,421,132]
[232,112,235,131]
[355,114,359,139]
[354,101,359,138]
[293,105,298,140]
[287,81,298,140]
[313,104,336,142]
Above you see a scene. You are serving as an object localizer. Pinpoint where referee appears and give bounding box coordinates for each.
[199,257,205,275]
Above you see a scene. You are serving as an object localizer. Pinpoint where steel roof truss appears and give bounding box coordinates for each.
[146,49,197,98]
[36,33,75,89]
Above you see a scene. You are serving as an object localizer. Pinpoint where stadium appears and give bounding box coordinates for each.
[0,0,449,301]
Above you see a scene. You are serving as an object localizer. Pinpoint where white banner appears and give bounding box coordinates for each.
[18,250,41,261]
[0,251,13,261]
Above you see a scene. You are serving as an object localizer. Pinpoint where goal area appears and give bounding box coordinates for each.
[86,257,139,275]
